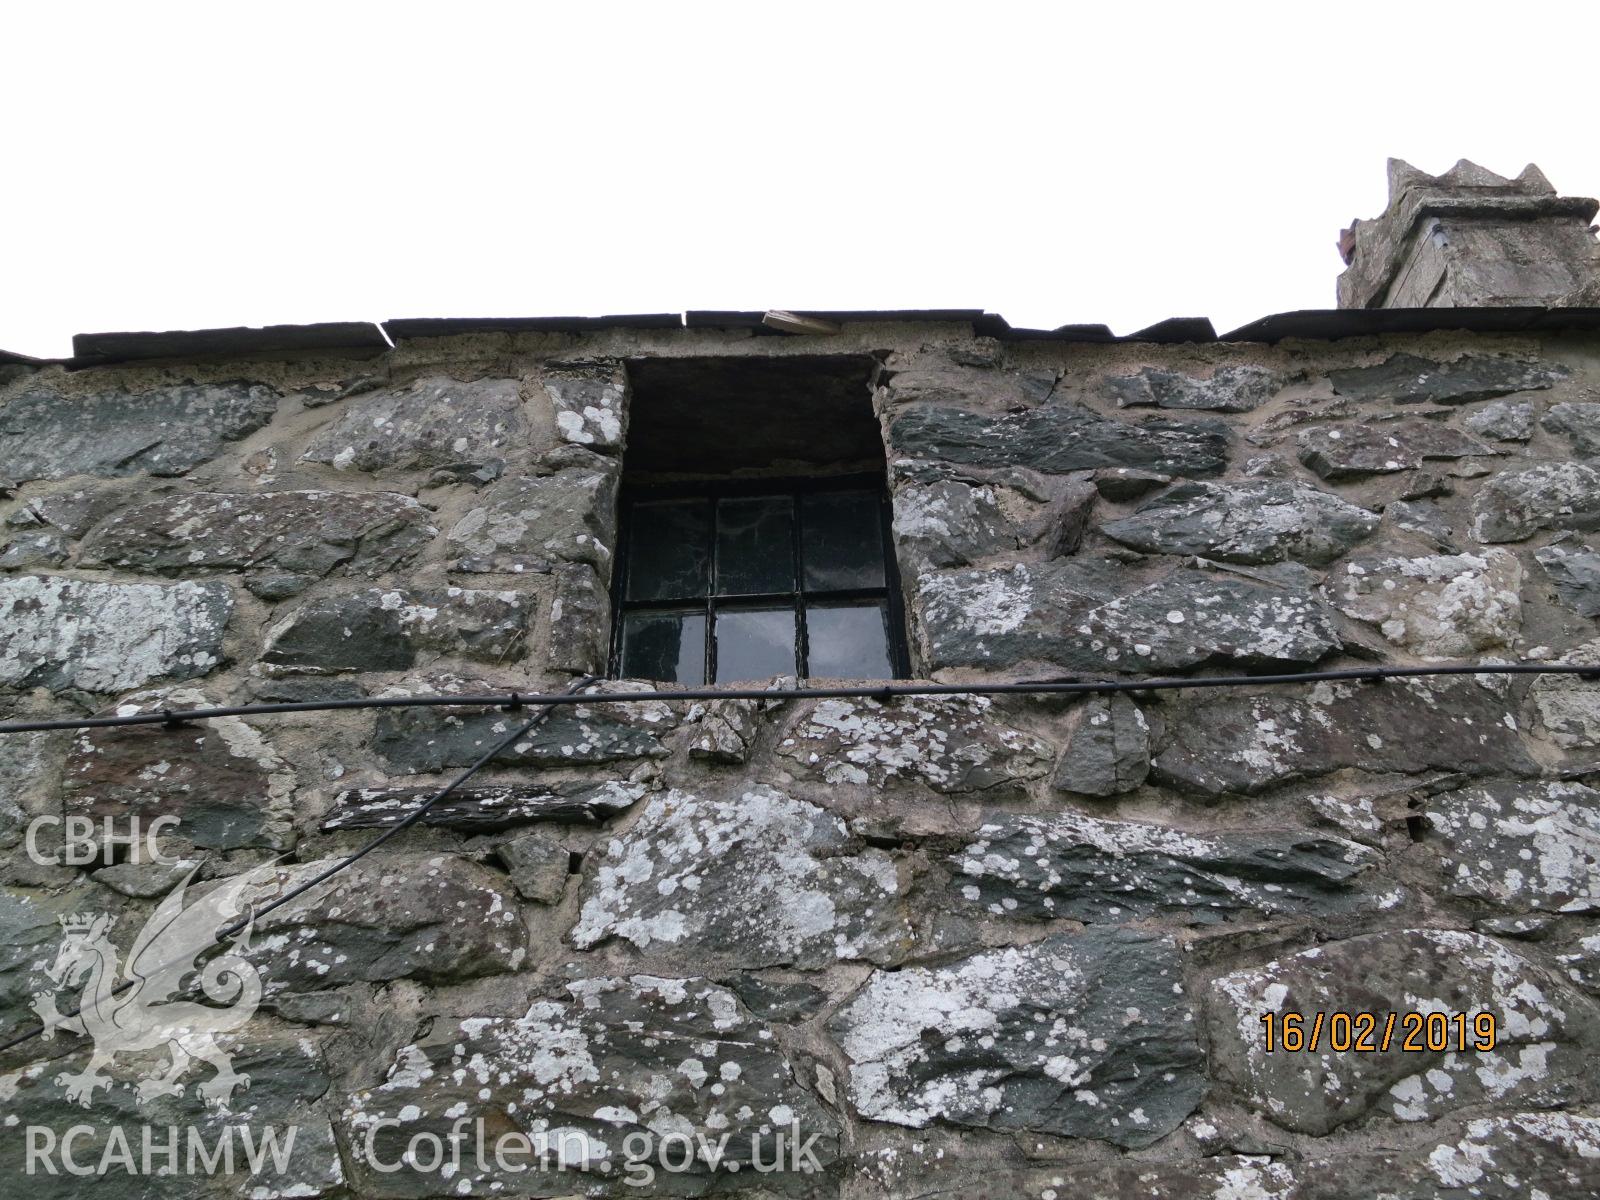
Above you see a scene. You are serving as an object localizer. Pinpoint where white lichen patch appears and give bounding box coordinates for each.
[546,376,625,449]
[0,574,231,694]
[777,694,1052,793]
[1421,1112,1600,1191]
[834,946,1031,1127]
[1528,637,1600,750]
[917,563,1035,639]
[571,786,906,967]
[1325,549,1522,659]
[1429,781,1600,911]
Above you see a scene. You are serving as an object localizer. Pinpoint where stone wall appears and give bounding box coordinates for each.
[4,320,1600,1196]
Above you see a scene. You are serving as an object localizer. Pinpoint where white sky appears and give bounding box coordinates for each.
[4,1,1596,359]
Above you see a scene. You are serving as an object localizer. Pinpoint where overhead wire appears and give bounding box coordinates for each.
[4,662,1600,737]
[2,659,1596,1058]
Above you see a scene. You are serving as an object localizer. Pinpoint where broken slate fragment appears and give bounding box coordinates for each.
[341,976,838,1194]
[1536,541,1600,617]
[1328,353,1566,405]
[1472,462,1600,542]
[63,687,296,851]
[81,489,437,576]
[889,401,1228,477]
[261,586,533,673]
[1152,677,1537,795]
[496,830,570,903]
[1050,693,1150,795]
[91,858,201,899]
[238,852,528,993]
[687,695,762,763]
[1556,935,1600,994]
[1296,419,1496,479]
[1104,364,1278,412]
[726,975,827,1023]
[447,461,617,573]
[0,381,280,482]
[1090,466,1170,501]
[0,1030,345,1195]
[572,786,907,968]
[829,927,1204,1147]
[321,779,647,831]
[1101,480,1378,565]
[1299,1113,1600,1200]
[0,531,68,568]
[1528,639,1600,752]
[1307,793,1386,844]
[1466,398,1536,441]
[547,562,610,675]
[0,888,98,1039]
[926,1157,1298,1200]
[301,374,527,473]
[374,699,671,773]
[918,559,1340,674]
[1541,402,1600,456]
[1385,499,1459,551]
[954,809,1379,923]
[891,478,1017,571]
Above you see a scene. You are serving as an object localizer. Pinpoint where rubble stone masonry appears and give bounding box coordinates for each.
[4,309,1600,1198]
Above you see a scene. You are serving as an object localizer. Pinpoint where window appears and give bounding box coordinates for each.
[611,354,906,684]
[611,476,908,683]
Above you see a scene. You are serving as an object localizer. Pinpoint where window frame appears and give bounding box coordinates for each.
[608,473,911,683]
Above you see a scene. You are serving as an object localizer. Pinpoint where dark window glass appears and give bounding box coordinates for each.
[806,603,892,680]
[802,491,885,590]
[716,496,794,596]
[625,501,710,601]
[613,480,903,681]
[715,607,796,682]
[619,611,706,683]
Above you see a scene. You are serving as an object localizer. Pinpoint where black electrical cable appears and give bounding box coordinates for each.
[0,673,597,1058]
[3,662,1600,736]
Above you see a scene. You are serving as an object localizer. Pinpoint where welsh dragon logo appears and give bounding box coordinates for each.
[29,862,282,1108]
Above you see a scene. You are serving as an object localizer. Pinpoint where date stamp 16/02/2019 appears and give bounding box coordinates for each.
[1259,1011,1498,1054]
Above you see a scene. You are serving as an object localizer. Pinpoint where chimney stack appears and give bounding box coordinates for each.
[1337,158,1600,309]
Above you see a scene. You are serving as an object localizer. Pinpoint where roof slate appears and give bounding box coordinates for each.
[8,307,1600,369]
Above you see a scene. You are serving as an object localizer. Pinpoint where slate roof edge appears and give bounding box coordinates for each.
[61,322,391,371]
[8,307,1600,368]
[1218,306,1600,342]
